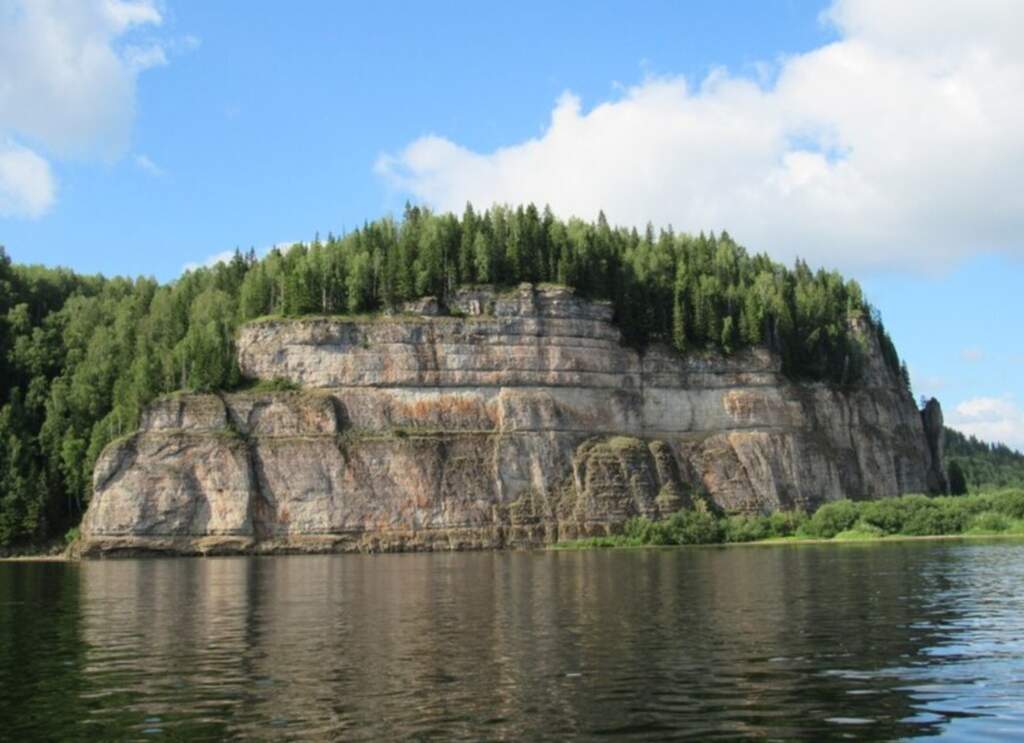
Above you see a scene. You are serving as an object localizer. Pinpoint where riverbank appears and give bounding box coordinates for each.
[9,531,1023,561]
[6,490,1023,560]
[0,539,70,561]
[553,530,1024,550]
[553,490,1024,550]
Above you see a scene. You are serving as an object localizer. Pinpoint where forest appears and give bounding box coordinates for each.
[946,428,1024,493]
[2,203,909,547]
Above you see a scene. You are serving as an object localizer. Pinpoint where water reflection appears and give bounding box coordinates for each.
[2,542,1024,739]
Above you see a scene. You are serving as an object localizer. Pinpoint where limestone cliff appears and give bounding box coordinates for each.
[79,284,943,556]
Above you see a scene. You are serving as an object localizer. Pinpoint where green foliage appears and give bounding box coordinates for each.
[623,510,724,545]
[0,247,250,546]
[833,520,886,540]
[620,508,808,547]
[560,490,1024,550]
[945,427,1024,491]
[986,489,1024,519]
[663,510,724,545]
[767,510,809,537]
[234,377,301,393]
[723,514,772,543]
[899,497,974,536]
[623,516,660,545]
[857,495,930,535]
[947,460,968,495]
[802,500,861,538]
[967,511,1012,534]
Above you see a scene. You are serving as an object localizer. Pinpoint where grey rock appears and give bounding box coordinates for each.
[79,284,944,556]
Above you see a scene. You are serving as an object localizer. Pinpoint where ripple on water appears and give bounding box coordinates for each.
[0,542,1024,739]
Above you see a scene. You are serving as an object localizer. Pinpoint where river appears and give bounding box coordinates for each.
[2,541,1023,740]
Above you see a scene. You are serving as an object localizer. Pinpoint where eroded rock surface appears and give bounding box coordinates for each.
[80,284,943,556]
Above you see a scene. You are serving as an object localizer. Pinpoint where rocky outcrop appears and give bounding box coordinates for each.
[79,284,943,556]
[921,397,948,494]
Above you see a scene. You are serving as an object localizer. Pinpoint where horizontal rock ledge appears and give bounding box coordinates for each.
[80,284,946,557]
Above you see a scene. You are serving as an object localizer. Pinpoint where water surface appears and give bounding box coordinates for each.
[2,541,1024,740]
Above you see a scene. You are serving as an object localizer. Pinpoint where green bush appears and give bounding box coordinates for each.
[968,511,1011,533]
[803,500,861,538]
[986,489,1024,519]
[663,510,724,545]
[560,491,1024,550]
[834,520,886,540]
[623,516,657,544]
[723,515,771,543]
[620,512,724,545]
[858,495,930,534]
[901,498,971,536]
[767,510,807,538]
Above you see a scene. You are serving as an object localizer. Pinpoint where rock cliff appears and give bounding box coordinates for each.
[79,284,944,556]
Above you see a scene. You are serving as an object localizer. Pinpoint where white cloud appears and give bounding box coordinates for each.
[0,0,163,159]
[949,396,1024,451]
[960,347,985,363]
[0,139,56,218]
[133,153,163,177]
[0,0,189,218]
[378,0,1024,272]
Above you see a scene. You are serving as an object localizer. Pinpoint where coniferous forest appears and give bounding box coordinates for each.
[945,428,1024,493]
[2,204,911,547]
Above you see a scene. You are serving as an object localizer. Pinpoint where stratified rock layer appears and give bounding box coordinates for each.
[80,285,943,556]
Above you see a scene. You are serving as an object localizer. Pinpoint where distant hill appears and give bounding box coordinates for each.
[945,428,1024,492]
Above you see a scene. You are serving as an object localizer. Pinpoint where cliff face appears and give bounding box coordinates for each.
[79,285,944,556]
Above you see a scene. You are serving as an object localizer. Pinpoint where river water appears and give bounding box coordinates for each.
[2,541,1024,740]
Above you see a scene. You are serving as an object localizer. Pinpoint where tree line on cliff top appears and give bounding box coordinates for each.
[1,204,908,546]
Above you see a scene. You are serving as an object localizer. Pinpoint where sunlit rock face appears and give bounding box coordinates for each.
[79,284,943,556]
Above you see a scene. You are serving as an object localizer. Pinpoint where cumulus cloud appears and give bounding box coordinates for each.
[378,0,1024,271]
[0,140,56,217]
[949,396,1024,451]
[0,0,181,218]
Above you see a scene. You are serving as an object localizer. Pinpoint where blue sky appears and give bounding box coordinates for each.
[0,0,1021,448]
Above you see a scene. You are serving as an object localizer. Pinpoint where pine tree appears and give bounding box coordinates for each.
[672,287,688,352]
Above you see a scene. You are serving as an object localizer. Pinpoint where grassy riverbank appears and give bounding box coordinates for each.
[554,489,1024,549]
